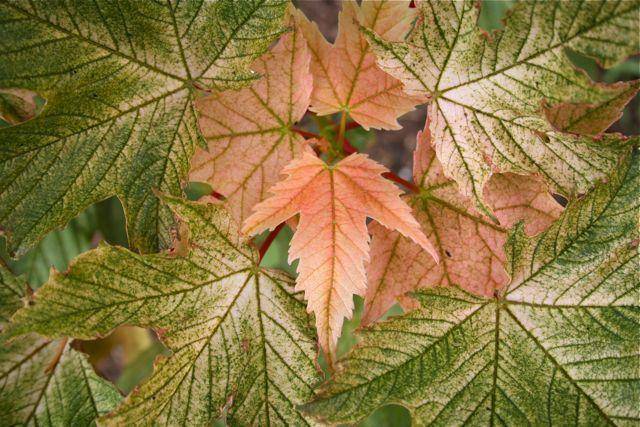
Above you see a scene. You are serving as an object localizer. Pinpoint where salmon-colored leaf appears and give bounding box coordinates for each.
[362,126,563,325]
[242,148,437,355]
[190,24,312,226]
[295,1,423,130]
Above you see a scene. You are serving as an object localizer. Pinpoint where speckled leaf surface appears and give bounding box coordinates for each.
[295,0,422,130]
[303,151,639,425]
[365,0,638,214]
[0,0,288,256]
[243,150,437,357]
[8,197,320,425]
[362,124,563,325]
[190,23,312,226]
[0,266,121,426]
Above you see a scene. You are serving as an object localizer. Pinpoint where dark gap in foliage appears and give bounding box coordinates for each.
[74,326,169,394]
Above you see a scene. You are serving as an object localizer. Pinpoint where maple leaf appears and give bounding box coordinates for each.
[8,197,321,425]
[242,149,437,356]
[362,124,563,325]
[0,266,121,425]
[295,0,423,130]
[190,22,312,226]
[364,0,638,215]
[303,150,639,425]
[0,0,288,256]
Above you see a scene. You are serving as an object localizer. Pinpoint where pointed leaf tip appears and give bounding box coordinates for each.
[295,0,423,130]
[244,152,436,353]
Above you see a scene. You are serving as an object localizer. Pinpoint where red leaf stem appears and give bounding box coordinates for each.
[382,172,420,194]
[210,190,226,201]
[259,222,285,261]
[344,121,361,131]
[292,128,320,139]
[342,137,357,155]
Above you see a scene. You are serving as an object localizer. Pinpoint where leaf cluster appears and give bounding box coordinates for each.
[0,0,638,425]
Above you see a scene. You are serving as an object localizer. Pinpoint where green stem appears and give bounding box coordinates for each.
[337,112,347,155]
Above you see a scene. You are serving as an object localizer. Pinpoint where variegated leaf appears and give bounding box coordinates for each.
[365,0,638,214]
[8,197,321,425]
[304,150,639,425]
[0,0,288,256]
[0,266,121,426]
[362,124,563,325]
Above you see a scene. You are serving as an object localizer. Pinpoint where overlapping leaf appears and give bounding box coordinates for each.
[365,0,638,214]
[8,197,320,425]
[0,0,288,256]
[543,81,640,135]
[295,0,422,129]
[190,24,312,226]
[0,266,121,426]
[362,124,563,325]
[303,151,639,425]
[243,150,437,358]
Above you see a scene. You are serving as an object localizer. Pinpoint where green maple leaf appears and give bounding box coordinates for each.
[303,150,639,425]
[0,266,121,426]
[8,197,321,425]
[0,0,288,256]
[365,0,639,216]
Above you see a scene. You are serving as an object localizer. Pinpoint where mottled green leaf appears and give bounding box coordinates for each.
[9,197,321,425]
[0,0,288,256]
[0,264,24,323]
[0,266,121,426]
[303,151,639,426]
[365,0,638,214]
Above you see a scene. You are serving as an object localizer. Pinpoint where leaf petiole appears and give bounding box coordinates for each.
[258,222,285,262]
[337,112,347,154]
[291,127,319,139]
[382,172,419,194]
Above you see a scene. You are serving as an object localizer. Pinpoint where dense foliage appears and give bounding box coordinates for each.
[1,0,638,425]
